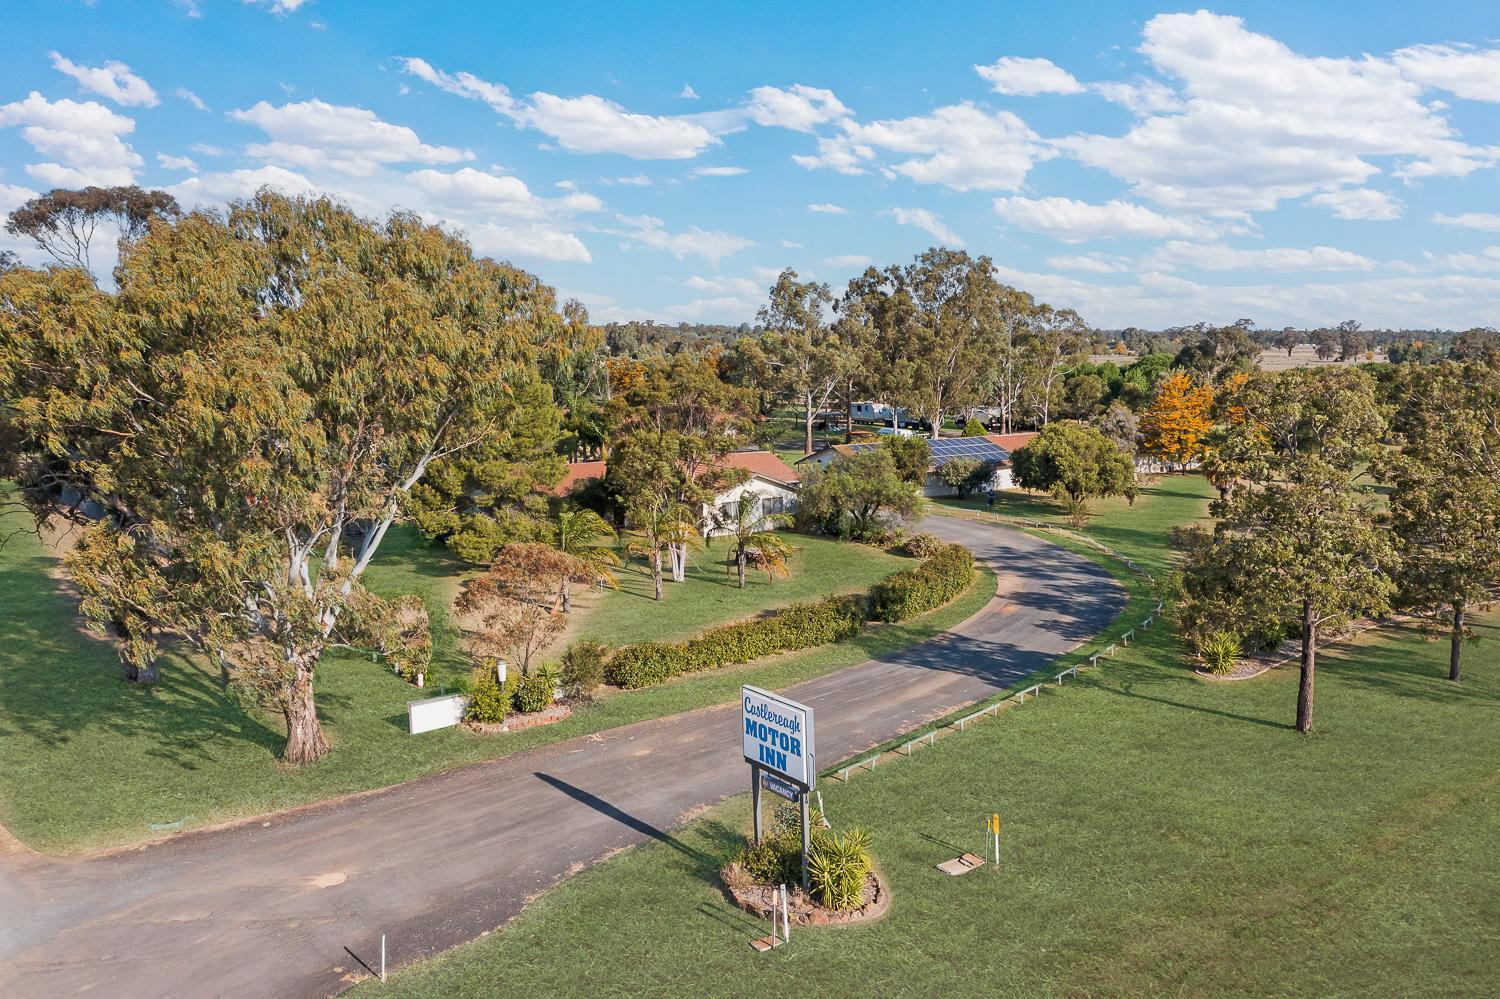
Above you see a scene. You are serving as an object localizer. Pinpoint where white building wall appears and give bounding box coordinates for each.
[703,477,799,535]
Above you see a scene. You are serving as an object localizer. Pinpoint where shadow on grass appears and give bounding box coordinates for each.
[0,557,287,769]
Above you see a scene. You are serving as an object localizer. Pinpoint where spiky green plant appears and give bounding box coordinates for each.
[1198,631,1242,675]
[808,827,874,910]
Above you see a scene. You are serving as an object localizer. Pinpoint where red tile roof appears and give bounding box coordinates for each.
[985,432,1039,452]
[550,460,606,497]
[548,450,798,498]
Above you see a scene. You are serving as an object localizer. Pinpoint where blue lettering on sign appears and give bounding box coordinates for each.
[745,714,803,767]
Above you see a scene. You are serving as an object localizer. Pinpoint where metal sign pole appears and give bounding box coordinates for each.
[799,789,811,892]
[751,763,763,846]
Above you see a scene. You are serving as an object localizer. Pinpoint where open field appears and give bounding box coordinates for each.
[359,477,1499,998]
[0,515,975,853]
[1090,345,1388,371]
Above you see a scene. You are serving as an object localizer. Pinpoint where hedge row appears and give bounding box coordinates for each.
[868,543,975,623]
[607,594,866,689]
[605,542,975,690]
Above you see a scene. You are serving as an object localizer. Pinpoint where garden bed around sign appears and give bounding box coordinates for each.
[723,871,889,927]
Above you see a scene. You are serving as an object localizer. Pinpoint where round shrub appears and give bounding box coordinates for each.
[899,532,946,559]
[465,665,511,724]
[515,670,556,714]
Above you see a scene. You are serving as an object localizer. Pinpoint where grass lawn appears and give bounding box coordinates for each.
[359,479,1500,998]
[936,473,1215,578]
[0,516,983,853]
[560,531,910,648]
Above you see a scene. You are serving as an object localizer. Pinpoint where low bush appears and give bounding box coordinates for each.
[606,642,676,689]
[869,543,974,623]
[559,640,609,703]
[808,827,874,910]
[899,532,946,559]
[1198,631,1242,675]
[514,669,557,714]
[607,595,867,689]
[465,665,511,724]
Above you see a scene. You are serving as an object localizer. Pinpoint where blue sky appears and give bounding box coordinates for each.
[4,1,1500,329]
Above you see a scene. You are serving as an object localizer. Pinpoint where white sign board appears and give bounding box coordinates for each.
[408,693,468,735]
[741,685,815,789]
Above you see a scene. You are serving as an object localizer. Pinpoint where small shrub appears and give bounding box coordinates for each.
[730,802,822,887]
[899,532,946,559]
[559,640,609,703]
[465,665,511,724]
[514,669,556,714]
[1198,631,1242,675]
[808,827,874,910]
[962,417,988,438]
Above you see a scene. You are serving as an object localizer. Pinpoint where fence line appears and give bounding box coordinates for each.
[831,512,1171,785]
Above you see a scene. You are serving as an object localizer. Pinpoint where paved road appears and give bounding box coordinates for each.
[0,516,1122,998]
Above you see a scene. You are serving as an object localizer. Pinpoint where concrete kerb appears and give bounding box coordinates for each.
[830,509,1167,786]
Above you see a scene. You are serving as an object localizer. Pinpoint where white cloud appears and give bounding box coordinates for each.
[190,143,227,156]
[1433,211,1500,232]
[680,84,700,100]
[1045,253,1131,274]
[612,174,652,186]
[400,57,516,113]
[780,239,802,249]
[975,56,1084,96]
[455,220,591,263]
[886,206,962,245]
[156,152,197,171]
[400,58,717,160]
[1148,241,1377,273]
[243,0,311,13]
[175,88,209,111]
[692,165,748,177]
[229,99,473,176]
[521,92,718,159]
[1424,247,1500,272]
[407,166,593,220]
[167,164,325,206]
[807,202,846,215]
[1093,79,1182,114]
[684,274,763,297]
[49,52,159,107]
[1056,11,1500,213]
[612,215,753,264]
[992,261,1500,330]
[1308,188,1402,221]
[744,84,851,132]
[993,196,1213,242]
[0,91,141,186]
[838,103,1049,191]
[825,254,873,268]
[1392,44,1500,103]
[791,134,873,175]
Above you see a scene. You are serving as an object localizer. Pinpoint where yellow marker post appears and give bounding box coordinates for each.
[990,814,1001,864]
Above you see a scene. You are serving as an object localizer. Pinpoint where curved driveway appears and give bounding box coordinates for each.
[0,515,1121,998]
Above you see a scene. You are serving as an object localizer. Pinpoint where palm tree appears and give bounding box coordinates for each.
[553,507,620,612]
[626,498,700,600]
[713,498,794,589]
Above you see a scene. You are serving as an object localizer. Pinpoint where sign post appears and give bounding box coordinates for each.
[741,685,815,892]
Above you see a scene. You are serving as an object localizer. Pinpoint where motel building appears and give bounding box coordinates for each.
[797,432,1037,498]
[552,449,800,536]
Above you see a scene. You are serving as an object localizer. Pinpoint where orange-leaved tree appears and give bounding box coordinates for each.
[1141,371,1214,471]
